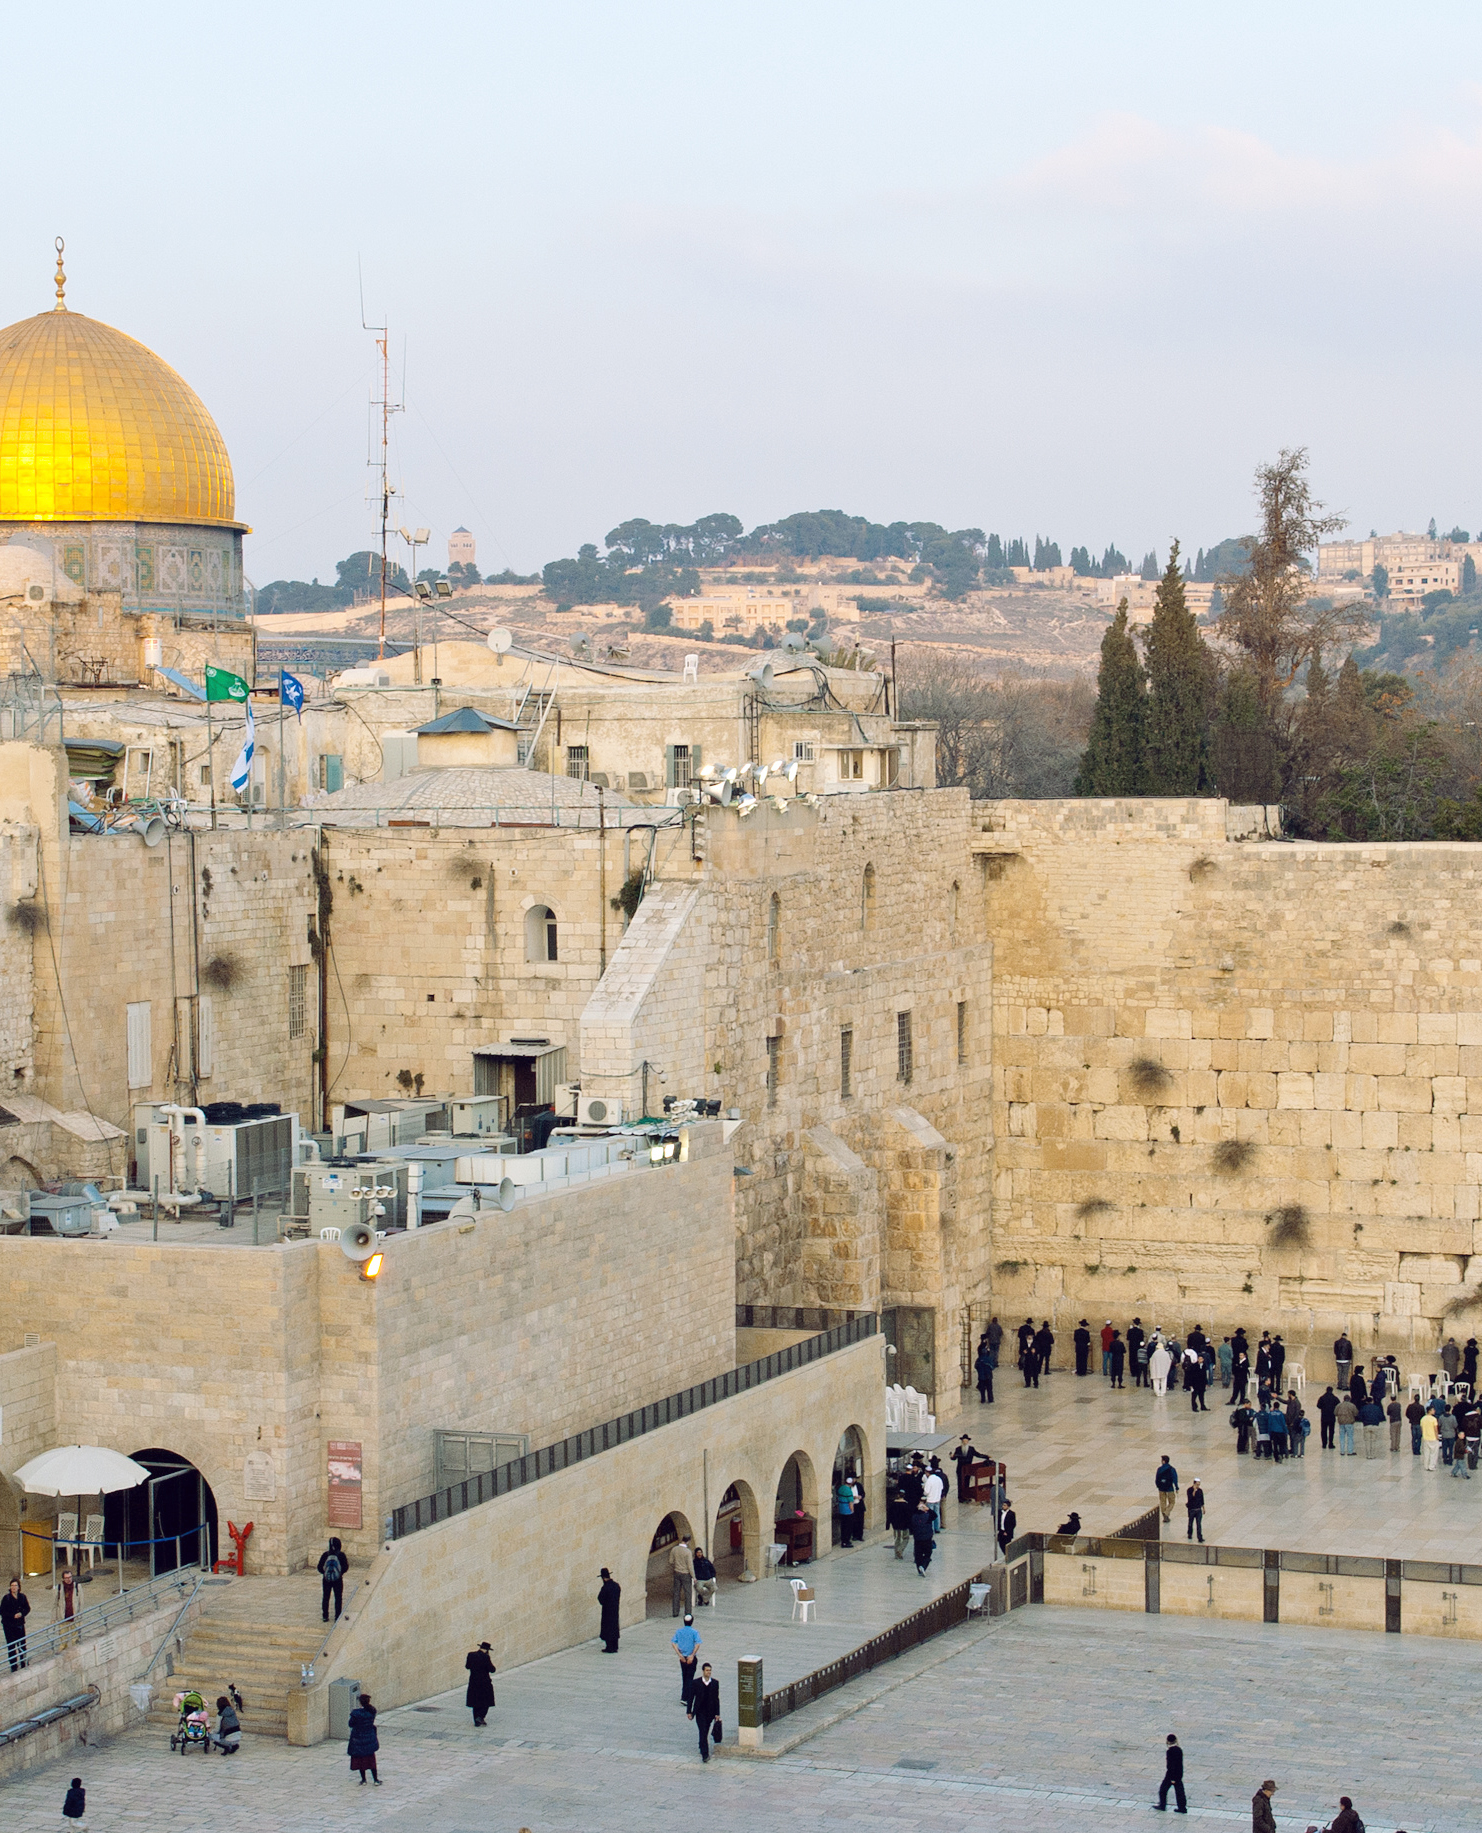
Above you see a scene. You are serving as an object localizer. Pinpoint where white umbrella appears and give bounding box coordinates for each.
[13,1446,151,1596]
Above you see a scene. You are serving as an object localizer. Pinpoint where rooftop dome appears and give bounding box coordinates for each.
[0,251,238,527]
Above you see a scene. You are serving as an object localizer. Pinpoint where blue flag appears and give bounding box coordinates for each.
[280,669,305,718]
[230,697,256,795]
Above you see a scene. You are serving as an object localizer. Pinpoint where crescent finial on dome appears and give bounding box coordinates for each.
[54,237,66,312]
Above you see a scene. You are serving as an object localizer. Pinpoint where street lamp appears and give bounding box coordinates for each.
[399,527,431,679]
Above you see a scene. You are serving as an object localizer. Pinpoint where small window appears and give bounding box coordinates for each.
[666,743,695,789]
[289,966,308,1040]
[840,749,865,780]
[861,862,876,931]
[126,1001,152,1089]
[766,892,781,964]
[896,1010,913,1085]
[199,764,212,787]
[566,745,589,782]
[318,754,343,793]
[949,880,960,937]
[525,904,558,963]
[840,1026,853,1099]
[793,740,816,762]
[957,1000,968,1067]
[766,1035,781,1109]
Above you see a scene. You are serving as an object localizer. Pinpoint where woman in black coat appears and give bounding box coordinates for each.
[346,1694,381,1784]
[464,1642,496,1725]
[598,1568,621,1653]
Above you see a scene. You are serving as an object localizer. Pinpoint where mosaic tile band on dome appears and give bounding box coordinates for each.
[0,258,240,528]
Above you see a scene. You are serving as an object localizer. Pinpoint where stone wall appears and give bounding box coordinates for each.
[287,1330,885,1743]
[0,1138,736,1577]
[984,797,1482,1375]
[0,1342,57,1574]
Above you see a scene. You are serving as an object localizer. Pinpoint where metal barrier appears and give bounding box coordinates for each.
[763,1567,990,1726]
[736,1305,873,1333]
[390,1313,880,1539]
[1109,1506,1162,1542]
[10,1568,199,1672]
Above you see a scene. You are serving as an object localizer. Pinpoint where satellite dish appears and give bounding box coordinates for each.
[497,1177,518,1213]
[487,627,513,654]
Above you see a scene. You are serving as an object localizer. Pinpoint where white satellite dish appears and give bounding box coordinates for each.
[487,628,513,654]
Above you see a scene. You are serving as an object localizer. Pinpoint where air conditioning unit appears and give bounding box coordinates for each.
[587,772,610,789]
[627,772,650,791]
[578,1095,624,1127]
[26,582,49,604]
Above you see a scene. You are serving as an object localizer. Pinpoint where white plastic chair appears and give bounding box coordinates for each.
[967,1582,992,1615]
[1381,1366,1400,1399]
[55,1512,77,1563]
[1409,1373,1430,1402]
[82,1514,104,1571]
[789,1579,816,1622]
[1452,1381,1473,1402]
[1287,1362,1306,1394]
[319,1226,341,1242]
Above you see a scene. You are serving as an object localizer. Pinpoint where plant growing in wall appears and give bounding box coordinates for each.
[612,869,645,921]
[1127,1057,1172,1099]
[7,900,45,933]
[1076,1197,1113,1220]
[1266,1205,1311,1249]
[1213,1138,1256,1174]
[202,952,240,991]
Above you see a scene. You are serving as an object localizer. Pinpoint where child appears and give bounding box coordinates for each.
[62,1777,86,1825]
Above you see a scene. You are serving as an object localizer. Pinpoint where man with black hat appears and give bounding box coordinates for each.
[597,1568,621,1652]
[464,1641,496,1727]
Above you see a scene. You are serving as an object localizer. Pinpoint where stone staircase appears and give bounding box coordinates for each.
[147,1573,326,1741]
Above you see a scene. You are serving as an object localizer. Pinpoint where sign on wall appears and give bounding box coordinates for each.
[327,1440,363,1530]
[243,1452,276,1502]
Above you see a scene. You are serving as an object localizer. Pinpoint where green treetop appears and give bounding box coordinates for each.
[1075,600,1147,795]
[1142,540,1214,794]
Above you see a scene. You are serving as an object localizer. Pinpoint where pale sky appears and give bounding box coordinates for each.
[7,2,1482,581]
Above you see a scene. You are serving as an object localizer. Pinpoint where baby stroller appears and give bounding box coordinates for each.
[170,1690,211,1754]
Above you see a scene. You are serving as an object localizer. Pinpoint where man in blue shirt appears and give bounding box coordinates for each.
[1154,1455,1179,1523]
[671,1614,701,1705]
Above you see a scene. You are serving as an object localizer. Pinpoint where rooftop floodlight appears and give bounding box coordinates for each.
[414,527,431,544]
[697,763,718,780]
[415,580,433,600]
[768,758,786,774]
[649,1140,665,1164]
[435,579,454,597]
[360,1250,385,1283]
[721,766,740,784]
[782,759,800,782]
[754,762,770,788]
[398,525,412,543]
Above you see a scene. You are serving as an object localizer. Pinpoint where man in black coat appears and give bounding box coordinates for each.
[464,1642,496,1726]
[1333,1333,1353,1389]
[317,1538,348,1623]
[950,1435,982,1504]
[1155,1732,1187,1812]
[597,1568,621,1652]
[1187,1354,1209,1412]
[1349,1365,1368,1405]
[2,1578,30,1671]
[1315,1385,1340,1450]
[1127,1319,1147,1387]
[910,1500,936,1575]
[688,1662,722,1761]
[1073,1319,1092,1376]
[1033,1321,1055,1377]
[996,1499,1016,1557]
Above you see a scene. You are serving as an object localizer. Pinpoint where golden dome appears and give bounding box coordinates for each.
[0,302,238,527]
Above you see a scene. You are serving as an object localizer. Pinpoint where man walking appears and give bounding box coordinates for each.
[687,1662,721,1761]
[888,1486,913,1558]
[1316,1384,1340,1450]
[1333,1333,1353,1390]
[669,1534,695,1616]
[1187,1353,1209,1412]
[1185,1480,1205,1544]
[910,1499,936,1576]
[996,1498,1016,1559]
[671,1614,701,1705]
[317,1537,348,1624]
[1154,1455,1179,1524]
[1335,1391,1358,1456]
[1153,1733,1187,1813]
[1252,1779,1277,1833]
[923,1461,946,1530]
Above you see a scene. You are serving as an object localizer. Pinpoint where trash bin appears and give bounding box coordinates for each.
[328,1677,361,1743]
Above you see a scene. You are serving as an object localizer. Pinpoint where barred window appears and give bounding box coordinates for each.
[766,1035,781,1109]
[566,745,589,781]
[896,1010,913,1085]
[840,1026,853,1099]
[289,964,308,1040]
[957,1000,969,1067]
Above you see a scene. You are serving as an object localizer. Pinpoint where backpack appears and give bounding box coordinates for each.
[323,1552,343,1583]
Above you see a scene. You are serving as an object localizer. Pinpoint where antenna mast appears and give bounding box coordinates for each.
[362,284,403,658]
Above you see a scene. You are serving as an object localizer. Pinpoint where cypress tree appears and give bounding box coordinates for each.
[1143,539,1214,793]
[1075,600,1147,794]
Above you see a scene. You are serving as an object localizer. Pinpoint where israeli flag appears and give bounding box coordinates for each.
[230,696,256,795]
[281,669,305,718]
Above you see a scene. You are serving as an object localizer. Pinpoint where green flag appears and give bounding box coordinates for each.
[205,665,249,704]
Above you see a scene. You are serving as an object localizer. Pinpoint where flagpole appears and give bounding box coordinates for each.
[278,669,287,831]
[206,697,216,830]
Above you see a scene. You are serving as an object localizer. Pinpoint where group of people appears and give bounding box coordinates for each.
[1153,1457,1208,1540]
[833,1468,867,1545]
[887,1453,951,1574]
[1311,1371,1482,1469]
[1157,1742,1368,1833]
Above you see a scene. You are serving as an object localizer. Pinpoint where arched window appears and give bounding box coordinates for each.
[767,892,781,964]
[524,904,558,963]
[861,862,876,932]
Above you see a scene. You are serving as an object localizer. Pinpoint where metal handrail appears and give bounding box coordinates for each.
[391,1313,880,1539]
[134,1571,210,1683]
[0,1687,99,1749]
[11,1568,198,1672]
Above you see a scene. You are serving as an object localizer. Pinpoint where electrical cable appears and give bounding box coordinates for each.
[323,940,354,1101]
[35,843,117,1179]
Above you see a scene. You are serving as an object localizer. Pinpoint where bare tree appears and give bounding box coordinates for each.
[1214,448,1363,711]
[898,648,1093,798]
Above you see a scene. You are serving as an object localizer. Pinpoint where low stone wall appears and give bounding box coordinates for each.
[288,1333,884,1744]
[0,1583,206,1780]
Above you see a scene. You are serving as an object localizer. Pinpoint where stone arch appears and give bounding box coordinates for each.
[831,1421,874,1545]
[709,1474,761,1584]
[106,1443,221,1575]
[642,1505,696,1617]
[4,1155,40,1189]
[772,1446,820,1545]
[524,902,559,963]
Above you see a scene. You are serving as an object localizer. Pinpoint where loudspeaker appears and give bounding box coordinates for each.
[497,1177,517,1213]
[339,1219,376,1262]
[134,816,166,847]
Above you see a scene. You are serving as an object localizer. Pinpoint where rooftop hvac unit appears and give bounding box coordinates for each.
[577,1094,624,1127]
[449,1095,507,1137]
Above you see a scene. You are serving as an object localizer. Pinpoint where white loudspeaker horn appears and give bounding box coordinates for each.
[497,1177,517,1213]
[339,1218,376,1262]
[134,816,166,847]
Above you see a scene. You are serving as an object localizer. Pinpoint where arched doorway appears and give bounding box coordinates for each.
[709,1478,760,1588]
[832,1426,866,1547]
[644,1508,695,1619]
[104,1449,218,1576]
[772,1449,819,1566]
